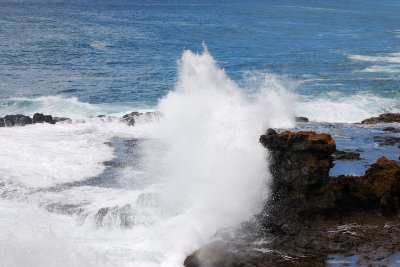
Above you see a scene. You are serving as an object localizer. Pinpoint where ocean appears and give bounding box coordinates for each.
[0,0,399,266]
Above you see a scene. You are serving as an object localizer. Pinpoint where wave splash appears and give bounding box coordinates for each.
[139,47,294,265]
[0,47,295,266]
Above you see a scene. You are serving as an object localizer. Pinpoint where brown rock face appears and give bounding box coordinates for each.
[260,129,336,224]
[332,156,400,216]
[184,130,400,267]
[361,113,400,124]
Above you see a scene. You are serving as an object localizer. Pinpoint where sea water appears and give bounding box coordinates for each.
[0,0,399,266]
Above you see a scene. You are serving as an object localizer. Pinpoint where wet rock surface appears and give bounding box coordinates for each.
[0,113,67,127]
[0,111,160,128]
[374,135,400,146]
[185,128,400,267]
[295,116,309,122]
[382,127,400,133]
[361,113,400,124]
[333,150,361,161]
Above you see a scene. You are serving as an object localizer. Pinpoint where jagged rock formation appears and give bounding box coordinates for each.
[361,113,400,124]
[0,111,161,128]
[332,156,400,216]
[185,129,400,266]
[259,129,336,223]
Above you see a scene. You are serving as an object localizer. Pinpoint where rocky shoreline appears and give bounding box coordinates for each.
[2,112,400,265]
[185,114,400,266]
[0,111,160,127]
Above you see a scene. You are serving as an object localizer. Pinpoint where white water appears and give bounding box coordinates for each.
[0,48,295,266]
[295,93,400,123]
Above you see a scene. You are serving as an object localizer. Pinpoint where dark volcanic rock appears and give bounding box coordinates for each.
[3,114,32,126]
[259,130,336,235]
[295,116,309,122]
[374,135,400,146]
[383,127,400,133]
[121,111,161,126]
[53,117,72,123]
[333,150,361,161]
[33,113,56,124]
[260,130,335,193]
[331,157,400,216]
[361,113,400,124]
[0,113,70,127]
[185,130,400,267]
[121,112,141,126]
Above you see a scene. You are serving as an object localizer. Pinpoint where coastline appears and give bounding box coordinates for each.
[185,114,400,266]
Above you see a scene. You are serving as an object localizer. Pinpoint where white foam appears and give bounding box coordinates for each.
[90,41,111,50]
[295,94,400,123]
[0,201,109,267]
[349,53,400,63]
[360,65,400,73]
[0,118,150,188]
[0,96,149,118]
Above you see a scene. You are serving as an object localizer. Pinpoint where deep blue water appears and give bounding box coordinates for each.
[1,0,399,106]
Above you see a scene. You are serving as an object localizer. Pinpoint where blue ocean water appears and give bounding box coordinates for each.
[1,0,399,108]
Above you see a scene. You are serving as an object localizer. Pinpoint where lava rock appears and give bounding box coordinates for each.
[374,136,400,146]
[121,112,141,126]
[361,113,400,124]
[331,157,400,216]
[259,130,336,229]
[53,117,71,123]
[295,116,309,122]
[382,127,400,133]
[333,150,361,161]
[33,113,55,124]
[3,114,32,126]
[120,111,161,126]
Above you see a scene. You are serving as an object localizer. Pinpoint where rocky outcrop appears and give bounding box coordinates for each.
[361,113,400,124]
[333,150,361,161]
[0,113,70,127]
[120,111,161,126]
[374,135,400,147]
[0,111,161,128]
[0,114,32,126]
[185,129,400,266]
[332,157,400,216]
[259,129,336,223]
[383,127,400,133]
[32,113,56,124]
[295,116,309,122]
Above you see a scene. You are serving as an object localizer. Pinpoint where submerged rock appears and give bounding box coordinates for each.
[121,111,141,126]
[120,111,161,126]
[333,150,361,161]
[361,113,400,124]
[295,116,309,122]
[374,136,400,146]
[382,127,400,133]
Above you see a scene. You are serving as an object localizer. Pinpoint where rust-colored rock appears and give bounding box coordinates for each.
[331,157,400,216]
[361,113,400,124]
[184,130,400,267]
